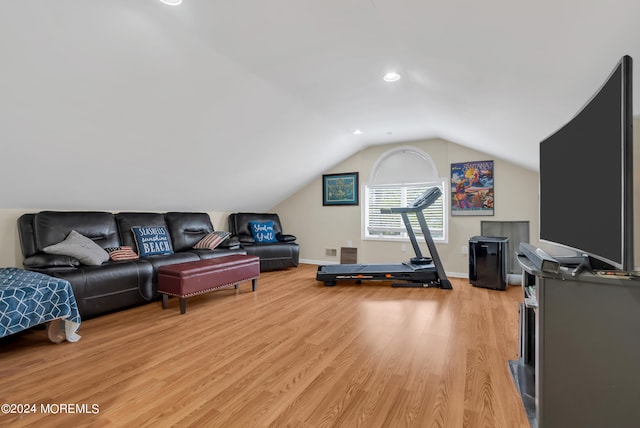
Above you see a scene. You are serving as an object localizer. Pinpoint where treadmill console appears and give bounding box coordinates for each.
[409,187,441,209]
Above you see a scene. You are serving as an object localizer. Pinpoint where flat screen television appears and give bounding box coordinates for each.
[539,55,633,271]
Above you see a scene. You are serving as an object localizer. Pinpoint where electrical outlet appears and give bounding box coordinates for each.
[462,245,468,255]
[325,248,337,256]
[401,244,407,253]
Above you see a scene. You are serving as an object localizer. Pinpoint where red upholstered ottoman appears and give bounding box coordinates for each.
[157,255,260,314]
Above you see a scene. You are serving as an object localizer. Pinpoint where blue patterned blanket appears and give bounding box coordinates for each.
[0,268,81,342]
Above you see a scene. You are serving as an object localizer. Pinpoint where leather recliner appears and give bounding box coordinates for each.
[228,213,299,272]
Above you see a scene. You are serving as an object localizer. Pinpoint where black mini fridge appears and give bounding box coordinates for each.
[469,236,509,290]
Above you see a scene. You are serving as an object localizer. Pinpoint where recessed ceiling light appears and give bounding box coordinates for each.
[353,129,363,135]
[383,72,401,82]
[160,0,182,5]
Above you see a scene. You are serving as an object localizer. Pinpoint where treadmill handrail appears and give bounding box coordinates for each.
[377,186,450,288]
[379,187,441,214]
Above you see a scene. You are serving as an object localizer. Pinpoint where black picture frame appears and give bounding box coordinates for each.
[322,172,359,206]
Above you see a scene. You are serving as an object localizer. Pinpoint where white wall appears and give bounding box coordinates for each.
[2,119,637,273]
[273,137,540,276]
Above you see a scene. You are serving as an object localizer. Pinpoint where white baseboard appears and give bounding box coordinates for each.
[446,272,468,279]
[300,258,337,265]
[450,272,521,285]
[507,273,522,286]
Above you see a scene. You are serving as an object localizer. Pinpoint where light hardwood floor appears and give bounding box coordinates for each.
[0,264,529,428]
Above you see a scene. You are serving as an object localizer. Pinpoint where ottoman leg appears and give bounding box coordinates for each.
[180,298,187,314]
[252,278,257,292]
[162,294,168,309]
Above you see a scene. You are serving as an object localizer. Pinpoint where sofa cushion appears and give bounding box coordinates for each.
[192,246,247,260]
[249,220,278,243]
[132,226,174,257]
[105,246,139,261]
[193,231,231,250]
[43,230,110,266]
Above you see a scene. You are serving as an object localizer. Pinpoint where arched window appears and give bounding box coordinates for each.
[365,146,448,242]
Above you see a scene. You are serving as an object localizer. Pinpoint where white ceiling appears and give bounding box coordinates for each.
[1,1,639,212]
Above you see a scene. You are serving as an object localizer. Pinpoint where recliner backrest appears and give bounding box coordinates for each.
[165,212,214,252]
[115,212,169,251]
[32,211,120,251]
[229,213,283,238]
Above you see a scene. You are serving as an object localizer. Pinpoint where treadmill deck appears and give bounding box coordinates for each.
[316,263,439,285]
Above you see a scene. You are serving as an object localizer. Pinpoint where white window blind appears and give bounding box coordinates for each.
[365,181,447,241]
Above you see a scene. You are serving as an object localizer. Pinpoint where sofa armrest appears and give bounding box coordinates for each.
[237,235,255,244]
[276,233,296,242]
[219,236,241,249]
[23,254,80,269]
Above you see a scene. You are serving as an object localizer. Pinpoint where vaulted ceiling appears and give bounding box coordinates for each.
[1,1,639,211]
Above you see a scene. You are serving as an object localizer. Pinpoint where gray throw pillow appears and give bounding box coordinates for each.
[43,230,109,266]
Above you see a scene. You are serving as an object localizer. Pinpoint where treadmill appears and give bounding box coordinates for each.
[316,187,452,289]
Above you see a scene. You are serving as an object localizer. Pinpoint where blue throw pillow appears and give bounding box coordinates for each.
[132,226,174,257]
[249,221,278,243]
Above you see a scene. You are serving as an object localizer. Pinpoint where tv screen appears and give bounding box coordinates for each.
[539,55,633,271]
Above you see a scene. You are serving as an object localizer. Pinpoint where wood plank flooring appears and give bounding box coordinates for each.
[0,264,529,427]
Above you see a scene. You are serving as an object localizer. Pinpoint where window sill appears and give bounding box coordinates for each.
[363,236,448,244]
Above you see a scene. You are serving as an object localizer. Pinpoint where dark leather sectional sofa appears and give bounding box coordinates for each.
[17,211,244,318]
